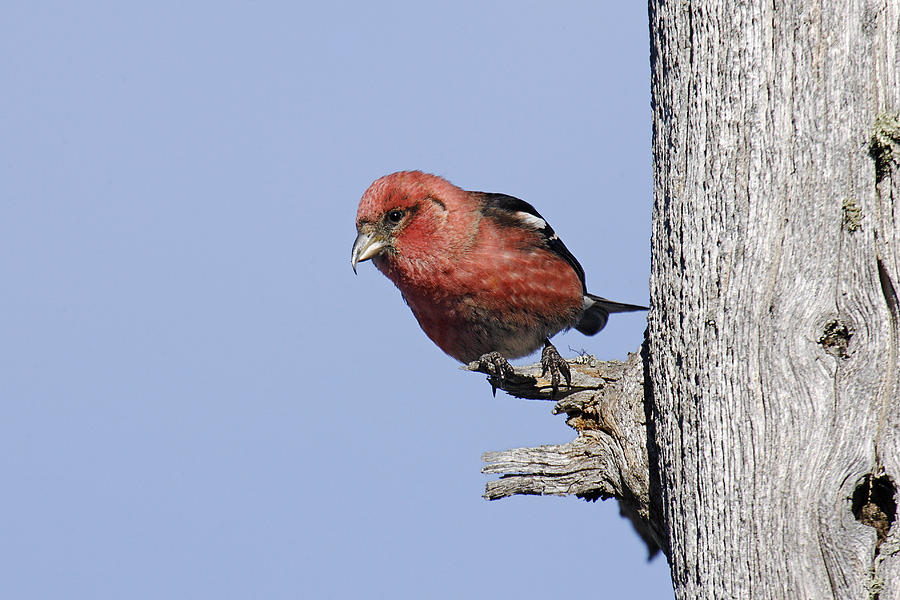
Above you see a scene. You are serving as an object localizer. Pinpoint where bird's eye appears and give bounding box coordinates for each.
[387,209,404,223]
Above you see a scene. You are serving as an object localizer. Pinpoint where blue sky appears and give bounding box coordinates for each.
[1,2,670,598]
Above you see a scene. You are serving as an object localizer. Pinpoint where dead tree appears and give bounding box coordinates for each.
[479,2,900,598]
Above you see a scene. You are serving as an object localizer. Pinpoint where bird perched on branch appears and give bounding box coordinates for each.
[351,171,646,395]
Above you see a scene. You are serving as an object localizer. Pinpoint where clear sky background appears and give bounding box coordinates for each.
[1,2,671,598]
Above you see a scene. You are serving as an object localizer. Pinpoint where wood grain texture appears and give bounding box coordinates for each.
[477,351,666,556]
[648,1,900,598]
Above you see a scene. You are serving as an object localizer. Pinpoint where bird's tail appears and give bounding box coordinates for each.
[575,293,648,336]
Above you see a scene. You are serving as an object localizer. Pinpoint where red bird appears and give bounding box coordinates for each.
[351,171,646,394]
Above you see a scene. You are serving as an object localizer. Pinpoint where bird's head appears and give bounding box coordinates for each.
[351,171,471,274]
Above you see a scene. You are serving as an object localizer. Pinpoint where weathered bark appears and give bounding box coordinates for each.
[649,1,900,597]
[478,352,665,556]
[481,1,900,598]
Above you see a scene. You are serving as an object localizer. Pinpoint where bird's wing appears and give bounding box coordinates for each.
[477,192,587,293]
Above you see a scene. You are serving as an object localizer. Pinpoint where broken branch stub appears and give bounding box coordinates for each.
[475,350,666,556]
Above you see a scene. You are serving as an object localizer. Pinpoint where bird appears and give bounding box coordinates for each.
[351,170,646,395]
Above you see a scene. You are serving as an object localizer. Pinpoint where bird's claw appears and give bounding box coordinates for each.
[470,351,516,397]
[541,342,572,397]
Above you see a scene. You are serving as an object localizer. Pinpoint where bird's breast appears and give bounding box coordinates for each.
[379,247,583,362]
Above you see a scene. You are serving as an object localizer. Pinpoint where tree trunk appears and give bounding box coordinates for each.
[648,1,900,598]
[480,1,900,599]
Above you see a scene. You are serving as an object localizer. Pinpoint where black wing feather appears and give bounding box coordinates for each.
[478,192,587,292]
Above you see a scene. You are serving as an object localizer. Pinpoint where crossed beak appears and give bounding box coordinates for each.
[351,230,389,273]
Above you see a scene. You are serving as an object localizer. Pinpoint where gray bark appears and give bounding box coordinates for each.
[649,0,900,597]
[478,352,665,556]
[481,1,900,598]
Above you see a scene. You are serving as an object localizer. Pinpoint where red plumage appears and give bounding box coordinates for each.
[351,171,645,392]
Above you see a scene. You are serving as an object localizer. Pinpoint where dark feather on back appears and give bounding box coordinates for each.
[478,192,587,293]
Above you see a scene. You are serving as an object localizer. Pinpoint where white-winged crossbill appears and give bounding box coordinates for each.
[351,171,646,394]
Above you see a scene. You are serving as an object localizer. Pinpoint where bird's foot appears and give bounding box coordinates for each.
[469,351,516,397]
[541,342,571,397]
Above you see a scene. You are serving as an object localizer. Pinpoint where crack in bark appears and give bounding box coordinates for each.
[853,473,897,546]
[854,473,898,600]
